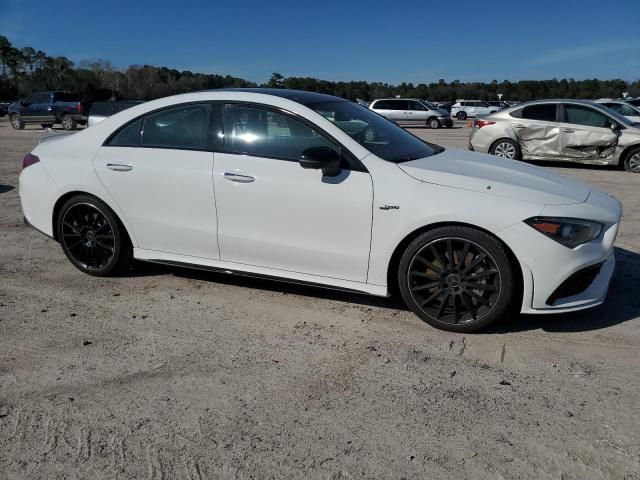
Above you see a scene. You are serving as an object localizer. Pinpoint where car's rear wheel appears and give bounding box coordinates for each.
[10,114,24,130]
[490,138,521,160]
[61,114,77,131]
[457,111,467,120]
[57,195,131,276]
[428,118,440,129]
[623,147,640,173]
[398,226,516,332]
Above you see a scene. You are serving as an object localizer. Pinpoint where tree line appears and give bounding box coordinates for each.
[1,36,638,103]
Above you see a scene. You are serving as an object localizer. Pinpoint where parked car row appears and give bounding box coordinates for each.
[469,99,640,173]
[8,91,89,130]
[5,92,145,130]
[369,98,453,128]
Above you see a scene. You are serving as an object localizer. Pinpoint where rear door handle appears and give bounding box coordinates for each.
[224,172,255,183]
[106,163,133,172]
[562,128,575,133]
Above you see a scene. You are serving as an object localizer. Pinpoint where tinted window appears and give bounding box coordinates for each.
[409,101,426,111]
[604,103,636,116]
[113,102,141,114]
[312,101,439,163]
[518,104,556,121]
[142,105,207,148]
[54,92,81,102]
[32,94,50,104]
[108,119,142,146]
[372,100,390,110]
[477,102,490,107]
[385,100,408,110]
[224,104,336,161]
[90,102,113,116]
[564,105,610,128]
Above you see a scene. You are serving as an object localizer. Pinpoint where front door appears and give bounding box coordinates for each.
[557,104,619,162]
[407,101,428,125]
[93,103,219,259]
[212,103,373,282]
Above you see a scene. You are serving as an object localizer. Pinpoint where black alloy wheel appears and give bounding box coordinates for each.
[57,195,131,276]
[398,226,515,332]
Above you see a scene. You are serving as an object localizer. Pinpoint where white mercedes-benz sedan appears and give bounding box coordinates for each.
[19,89,622,332]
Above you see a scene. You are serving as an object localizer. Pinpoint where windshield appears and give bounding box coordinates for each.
[311,101,441,162]
[599,105,637,126]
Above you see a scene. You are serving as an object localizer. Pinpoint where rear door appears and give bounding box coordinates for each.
[557,104,619,162]
[384,100,409,124]
[93,103,219,259]
[509,103,561,159]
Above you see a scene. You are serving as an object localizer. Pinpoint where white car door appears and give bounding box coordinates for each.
[93,103,220,259]
[557,104,619,162]
[212,103,373,282]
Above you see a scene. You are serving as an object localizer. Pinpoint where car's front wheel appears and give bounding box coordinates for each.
[428,118,440,129]
[490,138,521,160]
[57,195,132,276]
[10,114,24,130]
[623,147,640,173]
[398,226,516,332]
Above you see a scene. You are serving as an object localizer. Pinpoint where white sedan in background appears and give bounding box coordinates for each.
[19,89,622,332]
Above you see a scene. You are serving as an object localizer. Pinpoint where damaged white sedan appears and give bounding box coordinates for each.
[469,99,640,173]
[20,89,622,333]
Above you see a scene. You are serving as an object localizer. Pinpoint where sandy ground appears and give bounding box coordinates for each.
[1,119,639,480]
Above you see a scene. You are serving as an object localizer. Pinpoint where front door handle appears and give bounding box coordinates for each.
[513,124,526,129]
[106,163,133,172]
[562,128,575,133]
[224,172,255,183]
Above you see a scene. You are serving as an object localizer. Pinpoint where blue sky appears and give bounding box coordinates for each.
[1,0,639,84]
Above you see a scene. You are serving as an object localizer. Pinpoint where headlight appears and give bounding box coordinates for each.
[524,217,603,248]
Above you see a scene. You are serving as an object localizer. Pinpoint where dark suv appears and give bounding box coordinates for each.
[8,91,89,130]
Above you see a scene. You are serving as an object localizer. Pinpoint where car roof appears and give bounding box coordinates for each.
[214,88,346,106]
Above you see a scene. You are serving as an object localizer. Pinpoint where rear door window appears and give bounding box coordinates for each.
[563,105,610,128]
[108,119,143,146]
[54,92,81,102]
[142,105,208,149]
[517,104,557,122]
[90,103,113,117]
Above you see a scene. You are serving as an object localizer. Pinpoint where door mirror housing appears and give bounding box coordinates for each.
[609,121,621,131]
[299,146,342,177]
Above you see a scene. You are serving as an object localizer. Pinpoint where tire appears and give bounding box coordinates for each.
[428,117,440,129]
[56,195,132,276]
[398,226,516,333]
[10,114,24,130]
[490,138,521,160]
[457,111,467,120]
[41,124,53,129]
[60,114,77,131]
[623,146,640,173]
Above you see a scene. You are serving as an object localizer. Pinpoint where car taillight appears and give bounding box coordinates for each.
[22,153,40,170]
[474,119,496,128]
[76,102,84,114]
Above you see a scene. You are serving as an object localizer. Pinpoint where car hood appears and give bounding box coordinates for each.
[398,149,590,205]
[435,109,450,116]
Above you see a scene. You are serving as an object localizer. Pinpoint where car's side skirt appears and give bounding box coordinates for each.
[134,248,389,297]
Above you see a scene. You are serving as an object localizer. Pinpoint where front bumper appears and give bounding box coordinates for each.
[438,116,454,127]
[498,189,622,313]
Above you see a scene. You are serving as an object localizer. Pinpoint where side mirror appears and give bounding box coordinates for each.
[609,121,620,131]
[21,100,29,106]
[299,146,341,177]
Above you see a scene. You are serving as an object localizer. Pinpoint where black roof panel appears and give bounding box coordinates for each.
[213,88,347,106]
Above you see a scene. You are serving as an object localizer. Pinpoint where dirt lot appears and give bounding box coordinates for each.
[1,119,639,480]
